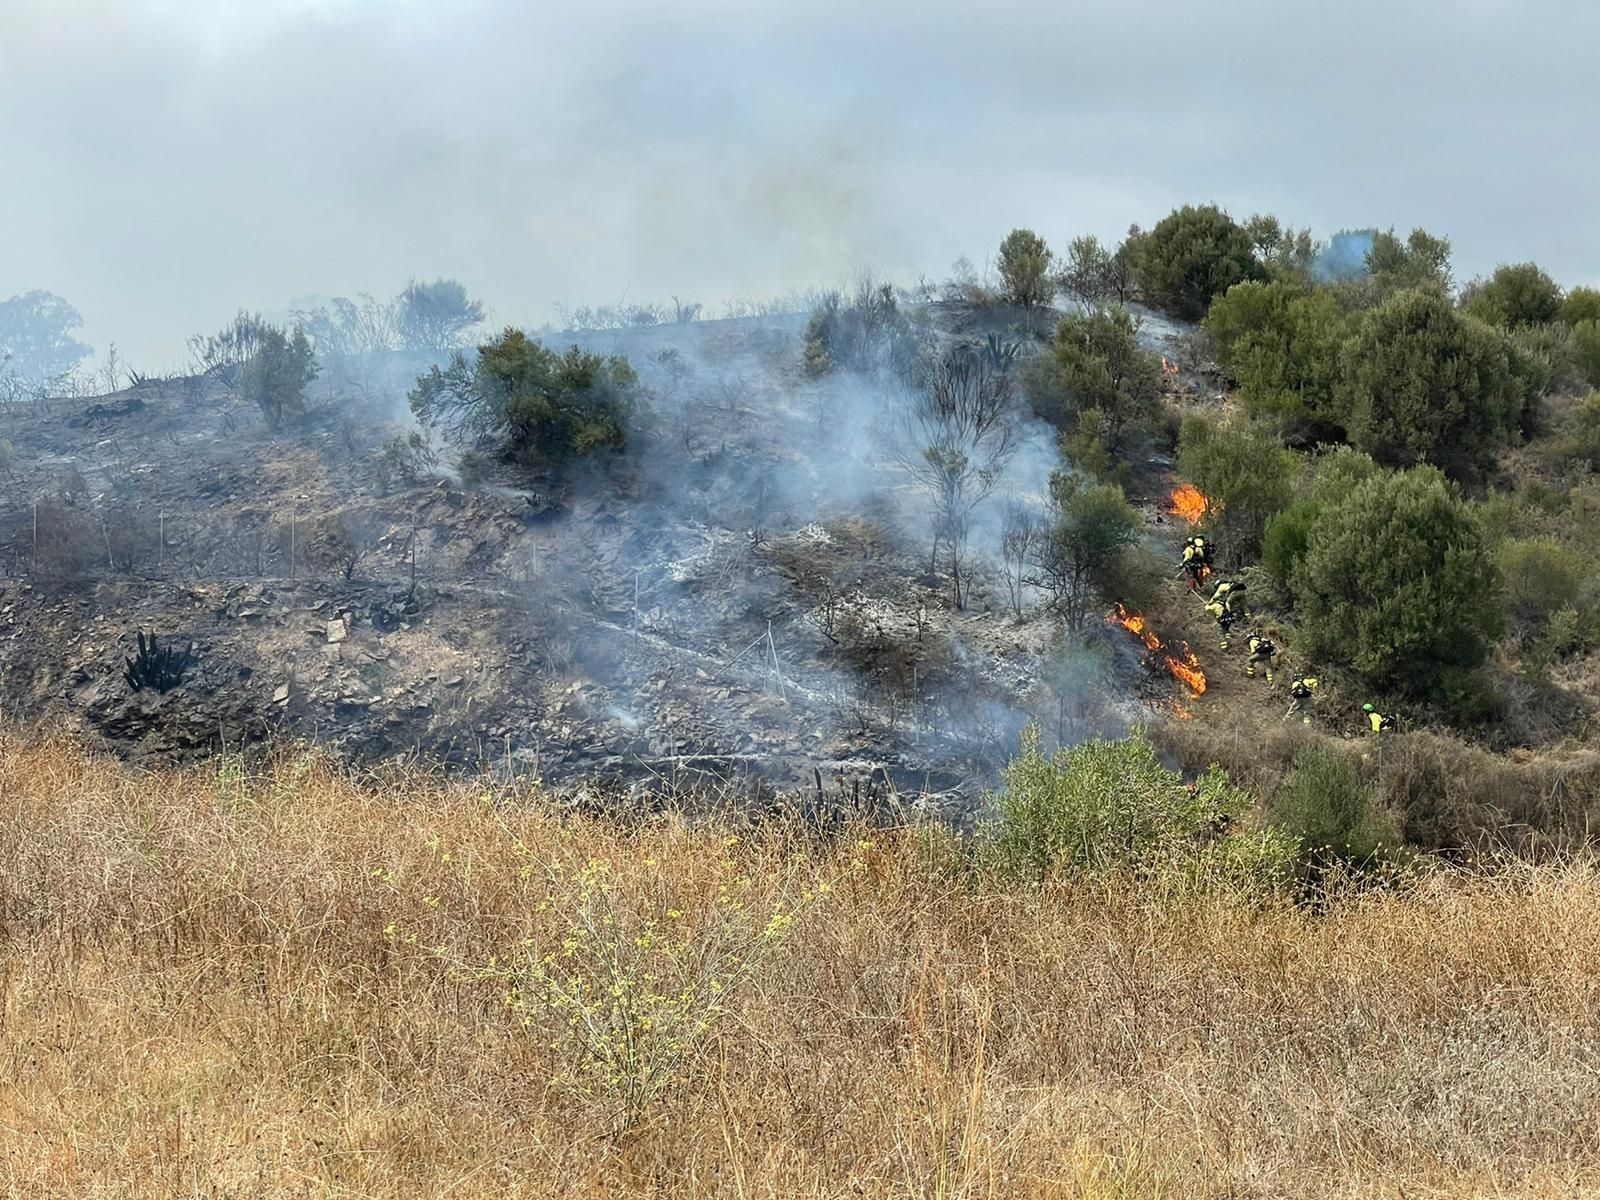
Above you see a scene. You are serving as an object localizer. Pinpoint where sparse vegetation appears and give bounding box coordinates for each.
[802,279,930,380]
[395,277,486,353]
[7,733,1600,1196]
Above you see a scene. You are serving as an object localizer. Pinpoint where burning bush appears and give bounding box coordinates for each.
[1110,603,1206,696]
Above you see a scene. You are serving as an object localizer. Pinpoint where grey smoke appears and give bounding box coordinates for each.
[3,0,1599,373]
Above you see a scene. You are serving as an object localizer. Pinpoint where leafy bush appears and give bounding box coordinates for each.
[1307,444,1382,502]
[1030,471,1143,630]
[1206,280,1351,430]
[1573,321,1600,388]
[239,324,318,430]
[1364,227,1453,295]
[1176,413,1298,563]
[1029,307,1162,464]
[802,280,930,381]
[410,329,637,467]
[1132,205,1265,321]
[1294,465,1503,696]
[1561,286,1600,326]
[1261,499,1320,591]
[1460,262,1563,328]
[1269,743,1397,867]
[985,726,1295,890]
[996,228,1055,309]
[1498,537,1586,647]
[1341,288,1525,481]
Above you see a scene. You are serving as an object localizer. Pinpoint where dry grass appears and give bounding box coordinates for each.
[4,732,1600,1197]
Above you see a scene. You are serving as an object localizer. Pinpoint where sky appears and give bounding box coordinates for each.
[2,0,1597,370]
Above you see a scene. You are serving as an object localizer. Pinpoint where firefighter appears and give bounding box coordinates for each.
[1178,535,1211,590]
[1362,703,1395,735]
[1207,578,1246,619]
[1284,673,1319,723]
[1206,599,1237,650]
[1245,633,1277,682]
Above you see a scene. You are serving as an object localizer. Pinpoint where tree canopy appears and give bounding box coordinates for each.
[996,229,1055,310]
[1206,280,1351,431]
[0,290,93,386]
[1461,263,1564,328]
[1341,288,1525,481]
[1293,465,1503,694]
[1132,205,1265,321]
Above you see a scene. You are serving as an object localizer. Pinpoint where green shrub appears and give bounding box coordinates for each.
[239,324,318,430]
[1031,471,1144,630]
[1561,286,1600,326]
[1460,262,1564,328]
[1261,499,1320,590]
[1294,465,1503,697]
[1548,391,1600,471]
[1341,288,1525,482]
[984,726,1296,891]
[1573,321,1600,388]
[1499,538,1585,642]
[410,329,637,467]
[1176,413,1298,564]
[1269,743,1397,867]
[1364,227,1453,296]
[1032,307,1162,462]
[1132,205,1265,321]
[996,228,1055,310]
[1206,280,1350,430]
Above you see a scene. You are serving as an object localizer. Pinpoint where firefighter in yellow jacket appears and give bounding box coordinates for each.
[1284,673,1319,724]
[1245,633,1277,683]
[1362,703,1395,734]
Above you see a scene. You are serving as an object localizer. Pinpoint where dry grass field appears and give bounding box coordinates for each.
[3,729,1600,1198]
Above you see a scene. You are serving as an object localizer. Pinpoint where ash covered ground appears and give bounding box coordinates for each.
[0,302,1206,815]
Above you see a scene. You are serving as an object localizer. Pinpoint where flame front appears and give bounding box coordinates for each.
[1167,483,1209,524]
[1111,603,1208,697]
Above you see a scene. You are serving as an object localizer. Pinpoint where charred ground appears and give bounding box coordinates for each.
[0,302,1210,813]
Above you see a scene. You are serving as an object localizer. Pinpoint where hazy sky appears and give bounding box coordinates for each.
[3,0,1596,369]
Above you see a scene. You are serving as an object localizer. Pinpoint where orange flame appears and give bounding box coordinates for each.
[1167,483,1209,524]
[1111,603,1208,697]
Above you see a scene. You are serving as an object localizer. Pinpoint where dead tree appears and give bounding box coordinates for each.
[895,348,1016,609]
[999,497,1040,617]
